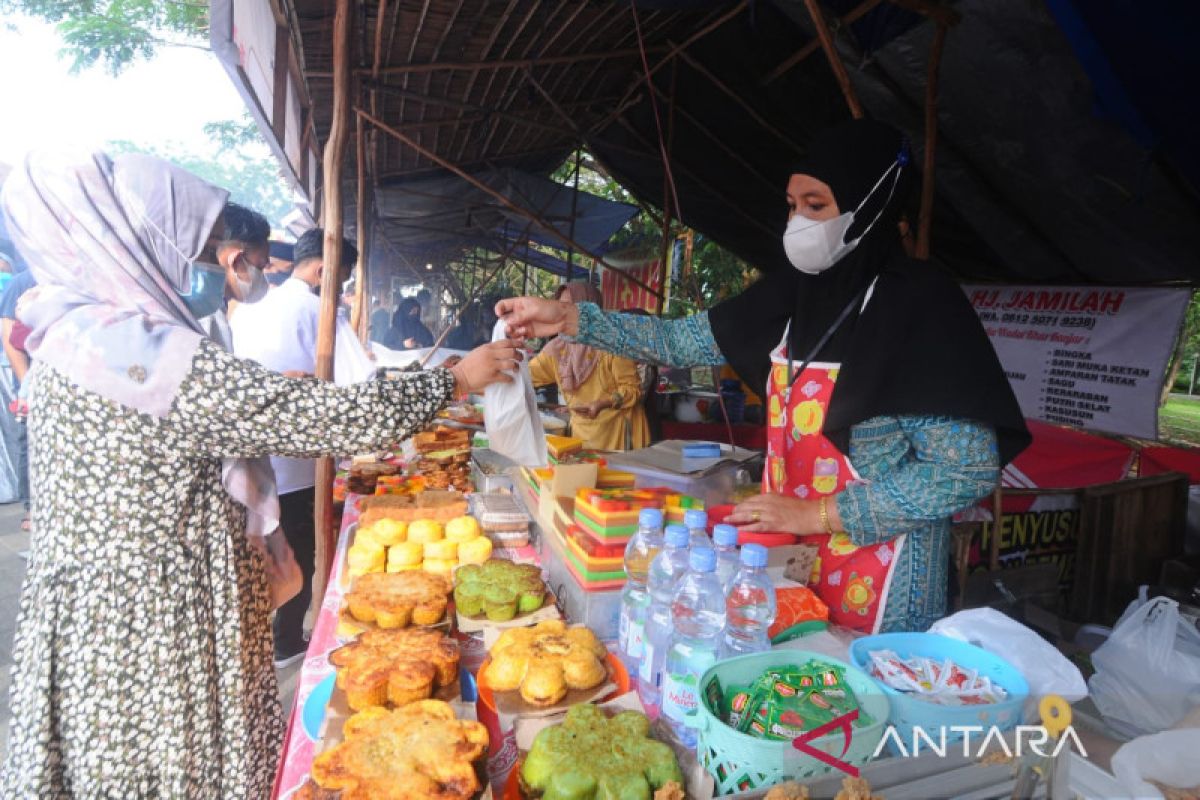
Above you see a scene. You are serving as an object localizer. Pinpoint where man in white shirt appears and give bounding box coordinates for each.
[231,227,374,666]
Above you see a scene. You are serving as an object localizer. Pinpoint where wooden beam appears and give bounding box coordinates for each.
[358,109,666,301]
[915,22,948,260]
[272,23,290,144]
[762,0,884,85]
[587,1,748,140]
[802,0,864,118]
[367,46,664,77]
[312,0,353,614]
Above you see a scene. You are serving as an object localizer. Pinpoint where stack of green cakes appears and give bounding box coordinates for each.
[454,559,547,621]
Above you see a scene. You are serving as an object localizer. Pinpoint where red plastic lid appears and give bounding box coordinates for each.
[705,503,798,546]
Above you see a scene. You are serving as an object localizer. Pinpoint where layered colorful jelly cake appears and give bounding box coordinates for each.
[573,488,704,541]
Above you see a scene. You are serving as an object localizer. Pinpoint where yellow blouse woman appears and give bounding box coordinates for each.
[530,282,650,451]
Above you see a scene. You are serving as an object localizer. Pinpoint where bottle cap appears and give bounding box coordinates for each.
[638,507,664,528]
[684,509,708,530]
[689,546,717,572]
[741,543,768,568]
[713,524,739,547]
[664,524,690,548]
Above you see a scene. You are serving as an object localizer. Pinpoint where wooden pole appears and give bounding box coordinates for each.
[802,0,865,118]
[352,107,370,342]
[989,483,1003,571]
[656,60,677,317]
[358,109,667,302]
[566,148,582,281]
[915,22,948,261]
[312,0,354,613]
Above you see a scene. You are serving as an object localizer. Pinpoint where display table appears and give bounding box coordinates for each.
[271,494,540,798]
[660,420,767,451]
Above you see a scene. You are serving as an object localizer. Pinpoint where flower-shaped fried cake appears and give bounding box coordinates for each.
[331,627,460,711]
[483,620,608,706]
[311,700,489,800]
[344,570,452,628]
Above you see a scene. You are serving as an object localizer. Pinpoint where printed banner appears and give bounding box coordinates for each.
[964,286,1190,439]
[601,251,663,313]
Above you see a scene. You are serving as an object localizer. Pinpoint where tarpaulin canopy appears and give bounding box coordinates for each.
[238,0,1200,286]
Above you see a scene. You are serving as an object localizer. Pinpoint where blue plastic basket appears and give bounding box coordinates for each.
[689,650,890,795]
[849,632,1028,754]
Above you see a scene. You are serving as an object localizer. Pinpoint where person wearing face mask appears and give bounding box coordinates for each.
[497,119,1029,634]
[0,150,521,797]
[230,227,375,668]
[197,201,271,339]
[386,296,436,350]
[265,239,296,287]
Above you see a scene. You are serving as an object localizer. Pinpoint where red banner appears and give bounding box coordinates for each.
[1139,445,1200,482]
[601,257,662,312]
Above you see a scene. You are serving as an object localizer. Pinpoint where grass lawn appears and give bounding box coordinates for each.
[1160,395,1200,446]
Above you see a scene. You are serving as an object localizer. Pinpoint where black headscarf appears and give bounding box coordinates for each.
[708,119,1030,464]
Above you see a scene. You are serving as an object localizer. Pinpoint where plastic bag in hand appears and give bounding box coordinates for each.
[1089,593,1200,737]
[483,320,547,467]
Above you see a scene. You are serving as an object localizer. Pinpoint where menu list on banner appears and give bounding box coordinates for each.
[963,286,1191,439]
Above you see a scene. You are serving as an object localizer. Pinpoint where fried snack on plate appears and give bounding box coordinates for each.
[483,620,607,706]
[765,782,811,800]
[835,776,883,800]
[310,699,488,800]
[344,570,452,629]
[330,627,460,711]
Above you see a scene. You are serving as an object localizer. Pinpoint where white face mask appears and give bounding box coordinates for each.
[783,160,903,275]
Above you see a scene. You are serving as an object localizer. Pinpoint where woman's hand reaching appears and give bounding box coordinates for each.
[495,296,579,339]
[725,492,838,535]
[450,339,523,395]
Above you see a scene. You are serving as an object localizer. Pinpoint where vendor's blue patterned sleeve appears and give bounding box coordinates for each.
[572,302,725,368]
[836,416,1000,545]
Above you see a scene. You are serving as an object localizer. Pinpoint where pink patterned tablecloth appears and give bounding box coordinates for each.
[271,494,541,798]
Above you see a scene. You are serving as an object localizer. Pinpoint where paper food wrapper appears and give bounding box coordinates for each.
[455,589,562,634]
[492,663,618,720]
[512,691,715,799]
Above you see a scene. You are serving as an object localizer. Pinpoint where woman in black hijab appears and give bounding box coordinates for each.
[386,297,435,350]
[498,119,1029,633]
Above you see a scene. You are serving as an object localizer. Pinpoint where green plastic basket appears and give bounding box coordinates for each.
[688,650,890,795]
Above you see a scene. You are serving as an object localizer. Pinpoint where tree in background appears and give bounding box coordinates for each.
[108,126,295,227]
[1,0,207,74]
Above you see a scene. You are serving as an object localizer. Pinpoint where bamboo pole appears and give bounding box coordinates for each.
[366,47,665,77]
[358,109,667,302]
[762,0,885,85]
[566,148,582,281]
[914,22,948,261]
[989,483,1003,572]
[352,107,370,343]
[656,60,677,317]
[802,0,864,118]
[312,0,354,613]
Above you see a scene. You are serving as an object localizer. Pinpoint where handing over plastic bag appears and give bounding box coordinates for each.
[484,320,547,467]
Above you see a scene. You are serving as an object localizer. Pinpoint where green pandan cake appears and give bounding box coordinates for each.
[520,704,683,799]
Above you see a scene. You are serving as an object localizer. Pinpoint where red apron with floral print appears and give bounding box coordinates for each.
[763,339,905,634]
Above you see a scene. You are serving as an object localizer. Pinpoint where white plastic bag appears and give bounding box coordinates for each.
[483,320,547,467]
[930,608,1088,707]
[1112,729,1200,799]
[250,528,303,610]
[1089,595,1200,737]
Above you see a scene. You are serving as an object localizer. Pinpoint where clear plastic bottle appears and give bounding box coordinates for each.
[712,523,741,591]
[722,543,777,657]
[618,508,664,674]
[662,546,726,747]
[684,509,710,550]
[638,523,692,713]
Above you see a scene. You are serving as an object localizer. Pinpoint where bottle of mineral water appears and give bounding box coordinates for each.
[684,509,710,550]
[638,523,692,713]
[662,547,726,747]
[618,508,664,674]
[712,523,741,591]
[722,543,777,657]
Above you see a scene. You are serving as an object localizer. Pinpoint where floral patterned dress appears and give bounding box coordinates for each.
[2,340,456,798]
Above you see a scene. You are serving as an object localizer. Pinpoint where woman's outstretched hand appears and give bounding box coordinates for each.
[450,339,523,395]
[725,492,831,535]
[495,296,579,339]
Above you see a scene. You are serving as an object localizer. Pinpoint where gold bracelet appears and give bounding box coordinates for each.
[819,496,835,535]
